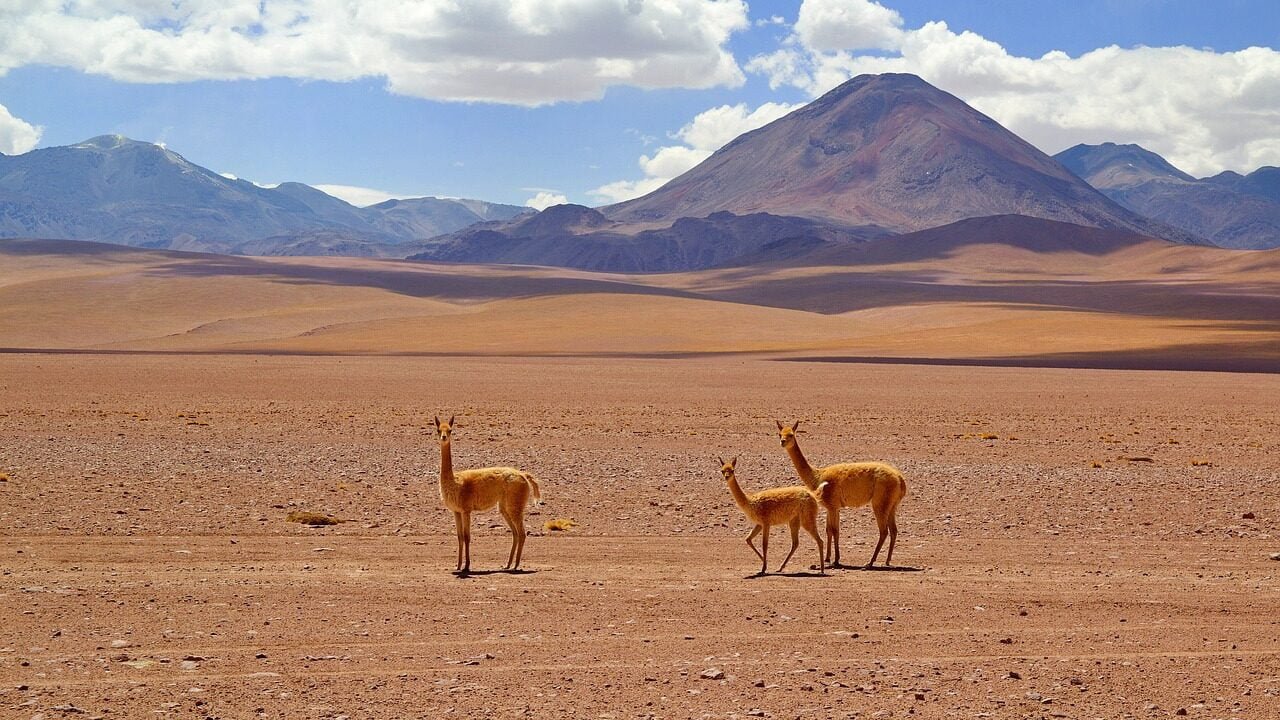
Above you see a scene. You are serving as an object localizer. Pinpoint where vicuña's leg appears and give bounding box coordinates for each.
[803,511,825,574]
[452,511,464,571]
[885,517,898,567]
[868,507,890,568]
[759,524,770,575]
[778,518,801,572]
[826,508,841,566]
[511,510,527,569]
[746,525,764,565]
[460,510,473,573]
[500,504,519,570]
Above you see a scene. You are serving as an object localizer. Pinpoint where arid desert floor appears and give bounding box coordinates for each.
[2,354,1278,719]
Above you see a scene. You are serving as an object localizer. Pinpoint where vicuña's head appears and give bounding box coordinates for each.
[717,455,739,480]
[433,415,456,443]
[776,419,801,447]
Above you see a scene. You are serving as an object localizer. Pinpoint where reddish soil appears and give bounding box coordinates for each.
[2,354,1278,718]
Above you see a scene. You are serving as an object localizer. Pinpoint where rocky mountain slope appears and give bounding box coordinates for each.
[1057,143,1280,249]
[0,135,526,254]
[604,74,1185,242]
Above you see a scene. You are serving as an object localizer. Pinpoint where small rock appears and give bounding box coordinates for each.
[1176,710,1187,716]
[1269,553,1280,561]
[180,660,199,670]
[998,637,1013,644]
[1007,671,1022,680]
[746,711,766,717]
[1025,692,1043,701]
[700,668,725,680]
[1068,677,1083,686]
[1242,512,1255,519]
[109,639,130,649]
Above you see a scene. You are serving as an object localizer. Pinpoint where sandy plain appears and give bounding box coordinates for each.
[2,353,1278,719]
[2,236,1279,718]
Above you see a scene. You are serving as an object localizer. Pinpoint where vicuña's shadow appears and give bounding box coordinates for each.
[452,568,538,579]
[846,564,924,572]
[744,570,828,579]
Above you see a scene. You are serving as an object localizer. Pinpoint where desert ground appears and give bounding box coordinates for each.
[2,353,1278,719]
[2,237,1279,717]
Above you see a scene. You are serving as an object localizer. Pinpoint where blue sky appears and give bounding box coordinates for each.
[1,1,1277,208]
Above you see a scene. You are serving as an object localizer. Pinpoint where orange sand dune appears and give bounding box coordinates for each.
[1,237,1277,369]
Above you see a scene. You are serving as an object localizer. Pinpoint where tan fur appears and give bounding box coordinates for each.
[435,415,540,573]
[720,456,825,576]
[776,420,908,568]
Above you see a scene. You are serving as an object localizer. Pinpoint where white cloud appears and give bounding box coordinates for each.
[746,0,1280,176]
[0,102,41,154]
[312,184,414,207]
[590,100,802,203]
[0,0,749,106]
[525,191,570,210]
[794,0,903,52]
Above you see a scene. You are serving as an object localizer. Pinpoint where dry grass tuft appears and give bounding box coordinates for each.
[979,433,999,440]
[0,470,9,482]
[544,518,578,532]
[1190,458,1213,467]
[286,510,343,526]
[1090,461,1103,469]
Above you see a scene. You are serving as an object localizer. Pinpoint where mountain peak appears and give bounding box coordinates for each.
[74,134,146,150]
[606,72,1167,239]
[1055,143,1194,188]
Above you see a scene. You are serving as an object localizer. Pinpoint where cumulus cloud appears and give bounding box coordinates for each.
[525,191,569,210]
[0,0,749,105]
[0,103,42,154]
[590,100,802,203]
[746,0,1280,176]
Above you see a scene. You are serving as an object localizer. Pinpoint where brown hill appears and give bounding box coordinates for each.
[605,74,1191,243]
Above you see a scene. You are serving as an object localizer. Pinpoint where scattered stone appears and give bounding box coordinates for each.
[1007,671,1022,680]
[180,660,199,670]
[700,668,725,680]
[1025,691,1043,701]
[1176,709,1187,716]
[109,639,131,649]
[51,704,86,713]
[1068,677,1083,686]
[999,637,1013,644]
[746,710,766,717]
[1242,512,1255,519]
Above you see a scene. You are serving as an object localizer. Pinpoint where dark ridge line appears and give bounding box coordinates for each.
[1,347,1275,374]
[781,355,1279,375]
[0,347,761,360]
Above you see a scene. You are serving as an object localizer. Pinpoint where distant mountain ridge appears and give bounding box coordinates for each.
[604,74,1190,243]
[1057,143,1280,249]
[0,135,527,255]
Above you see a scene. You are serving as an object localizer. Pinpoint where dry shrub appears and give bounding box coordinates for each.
[544,518,577,532]
[286,510,343,526]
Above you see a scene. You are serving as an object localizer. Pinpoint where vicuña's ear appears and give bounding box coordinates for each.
[791,420,801,431]
[717,456,725,466]
[775,419,784,430]
[448,415,456,426]
[731,455,739,467]
[433,415,440,429]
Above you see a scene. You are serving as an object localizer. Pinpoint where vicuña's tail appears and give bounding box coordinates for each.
[522,472,542,505]
[810,481,829,502]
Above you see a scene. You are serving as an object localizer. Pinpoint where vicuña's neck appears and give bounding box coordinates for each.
[785,442,819,488]
[726,474,752,511]
[440,440,454,483]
